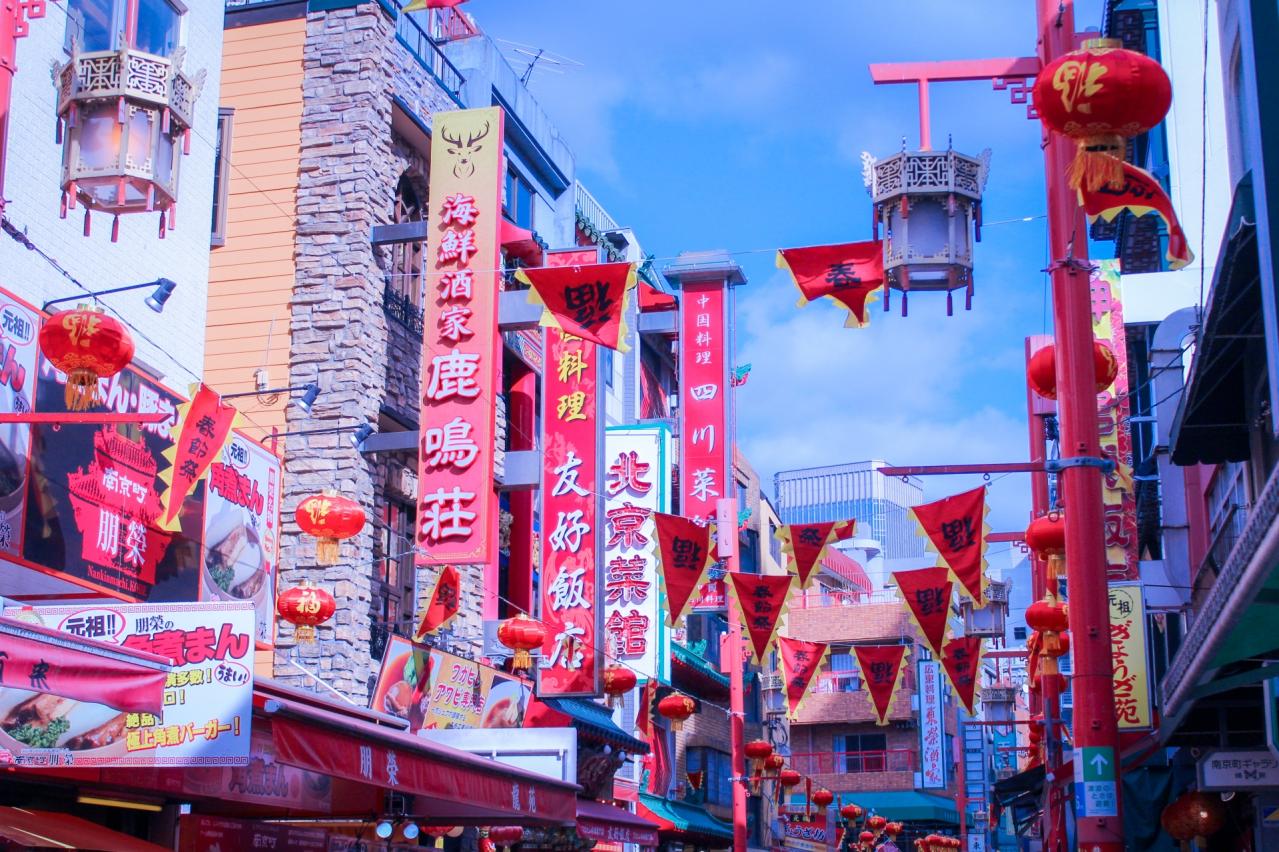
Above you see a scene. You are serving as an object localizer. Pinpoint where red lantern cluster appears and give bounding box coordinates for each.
[657,692,696,731]
[496,614,546,673]
[918,836,961,852]
[295,490,366,565]
[602,666,636,708]
[1033,38,1172,191]
[276,581,336,643]
[1027,341,1118,400]
[38,307,136,411]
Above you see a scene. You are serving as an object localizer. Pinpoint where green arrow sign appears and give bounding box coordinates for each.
[1082,746,1115,782]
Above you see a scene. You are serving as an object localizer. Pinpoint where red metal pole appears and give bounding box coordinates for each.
[721,496,747,852]
[1037,1,1124,848]
[506,365,536,617]
[0,1,44,215]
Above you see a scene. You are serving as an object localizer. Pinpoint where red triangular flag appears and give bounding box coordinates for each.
[940,635,984,715]
[1078,161,1194,270]
[890,566,954,657]
[853,644,908,726]
[777,520,854,588]
[653,513,716,626]
[778,636,829,720]
[414,565,461,638]
[911,487,989,606]
[161,383,238,529]
[517,262,637,351]
[776,241,885,328]
[728,572,794,663]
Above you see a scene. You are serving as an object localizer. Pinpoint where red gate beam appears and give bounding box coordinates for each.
[0,412,169,425]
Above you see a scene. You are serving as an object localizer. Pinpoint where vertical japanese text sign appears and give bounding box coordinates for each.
[918,659,946,788]
[678,277,731,526]
[1107,583,1152,730]
[604,425,671,683]
[416,107,505,568]
[538,248,606,697]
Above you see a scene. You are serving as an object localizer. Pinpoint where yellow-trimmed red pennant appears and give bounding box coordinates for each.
[775,519,855,588]
[890,566,954,658]
[940,634,984,715]
[776,241,885,328]
[853,644,909,726]
[777,635,830,720]
[911,486,990,607]
[517,261,637,352]
[653,512,717,627]
[728,572,795,664]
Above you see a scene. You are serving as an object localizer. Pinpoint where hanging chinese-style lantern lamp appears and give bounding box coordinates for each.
[764,753,785,774]
[656,692,696,731]
[496,613,546,673]
[1027,341,1119,400]
[866,815,887,833]
[885,822,903,838]
[1027,595,1070,674]
[1025,512,1067,581]
[859,831,875,847]
[276,580,336,643]
[1033,38,1172,192]
[602,666,637,708]
[38,306,136,410]
[811,789,834,809]
[778,768,802,791]
[1161,790,1225,850]
[295,490,366,565]
[840,803,864,822]
[422,827,456,850]
[744,739,773,780]
[486,826,523,852]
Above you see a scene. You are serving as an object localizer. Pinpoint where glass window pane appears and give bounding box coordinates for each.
[135,0,180,56]
[67,0,119,51]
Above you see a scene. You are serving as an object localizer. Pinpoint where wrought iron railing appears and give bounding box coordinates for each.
[790,750,915,776]
[792,589,903,609]
[395,12,466,102]
[383,281,424,339]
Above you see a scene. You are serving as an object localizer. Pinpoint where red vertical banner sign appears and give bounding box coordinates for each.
[537,327,604,696]
[416,106,504,568]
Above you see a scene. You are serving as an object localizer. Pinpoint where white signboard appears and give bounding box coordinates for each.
[1198,749,1279,790]
[919,659,946,788]
[602,425,670,682]
[2,601,253,766]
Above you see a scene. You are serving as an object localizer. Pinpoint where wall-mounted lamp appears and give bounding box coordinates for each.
[350,422,375,448]
[224,381,320,414]
[44,278,178,314]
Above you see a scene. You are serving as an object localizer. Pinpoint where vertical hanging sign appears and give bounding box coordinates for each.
[538,248,606,697]
[1107,583,1152,730]
[416,106,505,568]
[603,425,671,683]
[918,659,946,789]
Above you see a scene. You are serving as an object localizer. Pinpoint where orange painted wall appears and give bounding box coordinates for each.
[205,18,305,436]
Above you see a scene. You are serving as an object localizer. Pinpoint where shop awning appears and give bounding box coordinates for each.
[836,791,958,824]
[637,793,733,841]
[259,684,579,824]
[576,798,660,848]
[533,696,649,754]
[0,616,170,714]
[0,806,168,851]
[638,281,678,312]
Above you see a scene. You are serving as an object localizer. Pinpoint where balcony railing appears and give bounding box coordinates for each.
[792,589,903,609]
[791,750,916,776]
[383,280,424,339]
[575,181,621,235]
[395,12,466,102]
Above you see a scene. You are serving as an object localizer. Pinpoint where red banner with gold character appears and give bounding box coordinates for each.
[940,635,984,715]
[776,520,855,588]
[776,241,885,328]
[890,566,954,658]
[517,262,637,352]
[778,635,829,720]
[414,564,460,638]
[159,384,237,530]
[911,487,989,607]
[653,513,716,627]
[1078,161,1194,270]
[728,572,794,664]
[853,644,908,726]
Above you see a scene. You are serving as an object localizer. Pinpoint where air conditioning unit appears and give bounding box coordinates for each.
[388,465,418,501]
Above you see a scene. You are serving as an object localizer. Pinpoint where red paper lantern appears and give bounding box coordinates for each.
[602,666,636,707]
[812,789,834,808]
[1026,598,1069,633]
[885,822,903,837]
[1165,790,1226,841]
[38,306,135,411]
[866,815,886,832]
[276,581,336,643]
[657,692,696,731]
[764,753,786,773]
[295,490,366,565]
[1160,795,1198,842]
[1025,513,1066,557]
[422,827,455,850]
[859,831,874,844]
[745,739,773,761]
[840,803,863,821]
[1033,39,1172,191]
[496,614,546,673]
[1027,341,1119,400]
[487,826,523,852]
[778,768,802,789]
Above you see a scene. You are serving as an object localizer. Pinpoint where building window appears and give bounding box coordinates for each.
[211,108,233,247]
[768,519,781,565]
[835,733,887,772]
[687,747,732,806]
[822,652,860,693]
[1013,626,1027,642]
[504,166,535,229]
[373,496,417,661]
[603,347,615,390]
[66,0,181,57]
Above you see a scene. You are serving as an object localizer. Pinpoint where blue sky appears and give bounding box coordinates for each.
[467,0,1105,542]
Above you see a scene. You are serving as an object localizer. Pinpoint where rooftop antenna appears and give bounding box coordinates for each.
[496,38,583,86]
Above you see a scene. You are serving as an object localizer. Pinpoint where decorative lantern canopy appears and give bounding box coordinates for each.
[1033,38,1172,192]
[496,614,546,673]
[981,684,1017,723]
[864,144,991,316]
[52,37,206,240]
[961,577,1009,638]
[276,581,336,643]
[811,789,834,809]
[1027,341,1118,400]
[656,692,696,731]
[602,666,636,708]
[487,826,524,852]
[38,306,136,410]
[745,739,773,778]
[294,490,366,565]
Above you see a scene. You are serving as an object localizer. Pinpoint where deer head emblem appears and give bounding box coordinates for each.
[440,119,491,179]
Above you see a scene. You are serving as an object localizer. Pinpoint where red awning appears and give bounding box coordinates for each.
[576,798,660,848]
[501,219,545,268]
[638,281,677,312]
[0,616,170,714]
[260,687,579,823]
[0,806,168,851]
[820,549,871,592]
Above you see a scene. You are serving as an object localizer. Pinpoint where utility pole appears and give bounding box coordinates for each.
[720,497,748,852]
